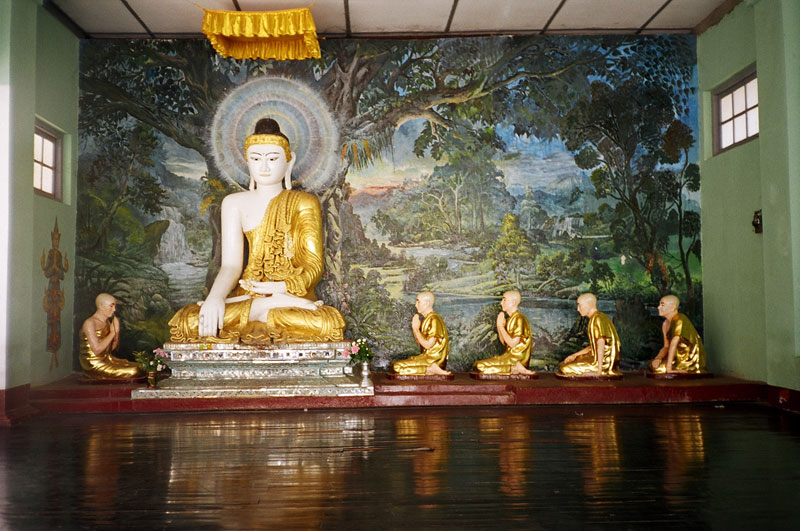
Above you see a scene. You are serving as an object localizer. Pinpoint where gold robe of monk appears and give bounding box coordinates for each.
[79,323,143,379]
[169,189,345,343]
[653,313,706,374]
[558,311,622,377]
[473,311,533,374]
[392,312,449,375]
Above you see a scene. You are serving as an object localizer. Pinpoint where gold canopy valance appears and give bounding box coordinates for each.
[202,7,321,61]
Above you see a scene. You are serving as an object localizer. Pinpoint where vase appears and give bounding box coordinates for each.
[146,370,158,388]
[360,361,371,387]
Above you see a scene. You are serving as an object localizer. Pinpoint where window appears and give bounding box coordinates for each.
[34,123,62,200]
[714,69,758,154]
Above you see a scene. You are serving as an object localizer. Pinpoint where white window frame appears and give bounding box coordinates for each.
[34,121,63,200]
[713,66,759,155]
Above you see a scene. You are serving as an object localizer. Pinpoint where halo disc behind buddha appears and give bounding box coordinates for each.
[210,77,339,191]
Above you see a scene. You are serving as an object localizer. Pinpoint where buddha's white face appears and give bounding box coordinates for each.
[247,144,289,188]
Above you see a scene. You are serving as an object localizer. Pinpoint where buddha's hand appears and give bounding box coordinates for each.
[198,296,226,337]
[269,292,323,311]
[496,312,506,328]
[411,313,421,331]
[240,279,286,295]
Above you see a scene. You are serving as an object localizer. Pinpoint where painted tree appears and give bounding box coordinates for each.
[535,249,586,295]
[660,120,702,302]
[489,213,539,289]
[518,186,550,235]
[77,123,166,254]
[560,79,692,295]
[371,208,405,244]
[588,261,616,293]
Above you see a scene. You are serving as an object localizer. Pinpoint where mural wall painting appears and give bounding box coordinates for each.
[74,36,700,372]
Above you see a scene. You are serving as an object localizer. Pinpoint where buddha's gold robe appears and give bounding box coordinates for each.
[653,313,706,373]
[392,312,449,375]
[473,311,533,374]
[558,311,622,376]
[79,323,143,379]
[169,190,345,343]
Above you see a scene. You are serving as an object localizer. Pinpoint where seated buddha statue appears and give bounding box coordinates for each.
[473,290,536,376]
[557,292,622,378]
[168,118,345,344]
[649,295,706,374]
[79,293,143,379]
[392,291,451,376]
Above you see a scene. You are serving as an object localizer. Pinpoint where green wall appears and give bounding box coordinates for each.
[30,1,79,385]
[0,0,79,390]
[698,0,800,390]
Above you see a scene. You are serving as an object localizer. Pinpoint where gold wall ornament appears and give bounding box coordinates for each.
[202,7,321,61]
[41,218,68,371]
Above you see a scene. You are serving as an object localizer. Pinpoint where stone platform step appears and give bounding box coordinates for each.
[132,375,372,399]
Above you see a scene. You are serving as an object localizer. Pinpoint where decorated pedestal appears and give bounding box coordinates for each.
[131,341,372,399]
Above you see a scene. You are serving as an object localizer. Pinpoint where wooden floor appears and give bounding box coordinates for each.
[2,403,800,529]
[27,371,768,414]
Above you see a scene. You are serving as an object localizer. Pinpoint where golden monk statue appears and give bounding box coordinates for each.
[169,118,345,343]
[473,290,536,376]
[392,291,451,376]
[79,293,143,379]
[650,295,706,374]
[558,292,622,378]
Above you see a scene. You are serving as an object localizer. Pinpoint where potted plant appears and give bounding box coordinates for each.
[134,348,170,388]
[343,338,374,386]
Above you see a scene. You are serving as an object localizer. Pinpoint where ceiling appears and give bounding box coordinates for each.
[47,0,736,39]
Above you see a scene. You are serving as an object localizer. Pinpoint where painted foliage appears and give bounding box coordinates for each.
[74,36,700,371]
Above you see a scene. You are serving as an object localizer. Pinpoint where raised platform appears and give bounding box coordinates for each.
[386,373,455,381]
[469,372,538,380]
[646,371,715,379]
[131,341,373,399]
[555,372,624,381]
[28,371,769,415]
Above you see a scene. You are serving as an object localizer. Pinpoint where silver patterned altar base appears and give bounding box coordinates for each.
[131,341,373,399]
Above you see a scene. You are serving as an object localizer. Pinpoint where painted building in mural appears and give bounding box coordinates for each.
[74,36,700,371]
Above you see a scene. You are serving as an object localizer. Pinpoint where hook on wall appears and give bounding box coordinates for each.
[752,209,763,233]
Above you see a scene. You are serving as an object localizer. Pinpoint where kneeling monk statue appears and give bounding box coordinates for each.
[80,293,143,379]
[558,293,622,378]
[473,290,536,376]
[169,118,345,343]
[392,291,451,376]
[650,295,706,374]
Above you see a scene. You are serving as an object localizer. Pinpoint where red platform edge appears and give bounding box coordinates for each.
[17,371,777,417]
[1,384,38,426]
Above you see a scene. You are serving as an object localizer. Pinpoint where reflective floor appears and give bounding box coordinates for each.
[2,404,800,529]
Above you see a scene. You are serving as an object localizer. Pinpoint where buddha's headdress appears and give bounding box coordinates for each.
[245,118,293,190]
